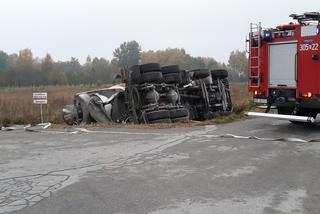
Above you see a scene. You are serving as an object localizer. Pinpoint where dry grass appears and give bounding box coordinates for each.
[230,82,251,114]
[0,82,250,125]
[0,85,106,124]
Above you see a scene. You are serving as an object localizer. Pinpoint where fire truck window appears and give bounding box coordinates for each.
[301,25,318,37]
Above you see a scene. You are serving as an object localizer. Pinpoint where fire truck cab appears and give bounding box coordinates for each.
[247,12,320,123]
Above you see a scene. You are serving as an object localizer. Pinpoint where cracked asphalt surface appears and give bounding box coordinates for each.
[1,118,320,214]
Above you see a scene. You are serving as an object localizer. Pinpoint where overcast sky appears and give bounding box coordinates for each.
[0,0,318,64]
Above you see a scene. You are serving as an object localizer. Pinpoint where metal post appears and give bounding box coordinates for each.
[40,104,43,124]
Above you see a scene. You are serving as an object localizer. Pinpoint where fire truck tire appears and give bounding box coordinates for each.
[278,107,293,115]
[149,118,172,124]
[161,65,180,74]
[297,108,318,117]
[163,73,182,84]
[192,69,210,79]
[140,63,161,73]
[146,110,170,121]
[142,72,163,83]
[290,108,318,124]
[171,116,189,123]
[211,69,228,78]
[131,70,143,84]
[169,108,189,119]
[290,121,306,125]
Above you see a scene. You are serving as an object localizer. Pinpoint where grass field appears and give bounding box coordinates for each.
[0,82,250,125]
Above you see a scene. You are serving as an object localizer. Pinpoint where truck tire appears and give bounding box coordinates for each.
[169,108,189,119]
[163,73,182,84]
[131,70,143,84]
[129,64,140,73]
[222,78,230,88]
[146,110,170,121]
[277,107,306,124]
[62,105,77,125]
[278,107,293,115]
[225,91,233,112]
[180,70,190,85]
[172,116,189,123]
[142,72,163,83]
[161,65,180,74]
[149,118,172,124]
[289,108,318,124]
[192,69,210,79]
[140,63,161,73]
[211,69,228,78]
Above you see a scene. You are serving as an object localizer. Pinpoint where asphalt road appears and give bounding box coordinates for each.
[1,118,320,214]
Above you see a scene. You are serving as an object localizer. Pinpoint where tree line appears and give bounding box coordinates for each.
[0,41,247,87]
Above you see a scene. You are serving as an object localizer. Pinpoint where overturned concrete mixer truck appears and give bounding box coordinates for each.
[62,63,233,125]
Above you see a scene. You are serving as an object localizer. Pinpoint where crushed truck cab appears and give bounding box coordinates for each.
[247,12,320,123]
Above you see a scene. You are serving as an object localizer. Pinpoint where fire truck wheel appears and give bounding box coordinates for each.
[297,108,318,117]
[163,73,182,84]
[290,108,318,124]
[146,110,170,121]
[211,69,228,79]
[131,70,143,84]
[172,116,189,123]
[192,69,210,80]
[277,107,293,115]
[140,63,161,73]
[149,118,172,124]
[169,108,189,119]
[141,72,163,83]
[161,65,180,74]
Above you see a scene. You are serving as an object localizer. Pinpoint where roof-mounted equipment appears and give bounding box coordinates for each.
[289,12,320,23]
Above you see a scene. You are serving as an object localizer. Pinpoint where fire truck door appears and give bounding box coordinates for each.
[269,42,297,87]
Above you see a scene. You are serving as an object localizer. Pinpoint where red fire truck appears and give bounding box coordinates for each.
[247,12,320,123]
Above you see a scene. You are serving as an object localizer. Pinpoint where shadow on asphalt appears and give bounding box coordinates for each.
[271,122,320,135]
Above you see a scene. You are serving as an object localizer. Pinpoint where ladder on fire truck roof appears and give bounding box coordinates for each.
[249,22,262,88]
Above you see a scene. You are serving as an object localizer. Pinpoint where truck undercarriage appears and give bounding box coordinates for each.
[62,63,233,125]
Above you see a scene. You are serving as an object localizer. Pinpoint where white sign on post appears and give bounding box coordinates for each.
[33,92,47,123]
[33,92,48,104]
